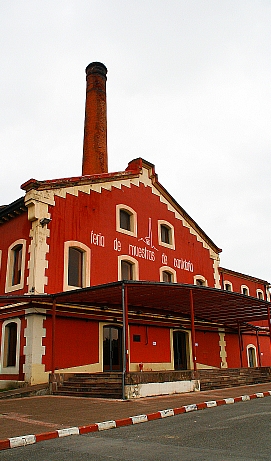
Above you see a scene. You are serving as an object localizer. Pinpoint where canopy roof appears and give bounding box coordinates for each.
[0,281,270,331]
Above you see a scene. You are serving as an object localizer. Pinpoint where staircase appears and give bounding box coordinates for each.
[198,367,271,391]
[52,372,123,399]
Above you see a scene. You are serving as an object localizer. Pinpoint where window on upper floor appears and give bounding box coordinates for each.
[63,241,90,291]
[116,205,137,237]
[194,275,207,286]
[241,285,249,296]
[158,220,175,250]
[118,255,139,281]
[160,266,177,283]
[224,281,233,292]
[5,239,26,293]
[68,247,83,287]
[256,289,264,300]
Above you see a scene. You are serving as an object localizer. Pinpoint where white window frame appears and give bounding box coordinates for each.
[118,255,139,281]
[158,220,175,250]
[5,239,26,293]
[0,318,21,374]
[241,285,249,296]
[256,289,264,300]
[159,266,177,283]
[247,344,258,367]
[223,280,233,292]
[63,241,90,291]
[116,204,137,237]
[194,275,208,286]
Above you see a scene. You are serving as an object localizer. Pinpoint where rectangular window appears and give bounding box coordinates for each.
[162,271,172,283]
[121,260,133,280]
[161,225,170,244]
[120,210,131,231]
[68,247,83,287]
[12,245,23,286]
[133,334,141,342]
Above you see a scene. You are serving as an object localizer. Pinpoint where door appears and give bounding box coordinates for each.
[103,326,122,371]
[173,330,187,370]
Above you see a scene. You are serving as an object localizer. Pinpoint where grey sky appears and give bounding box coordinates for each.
[1,0,271,281]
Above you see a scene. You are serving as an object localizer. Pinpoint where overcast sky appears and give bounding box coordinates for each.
[1,0,271,281]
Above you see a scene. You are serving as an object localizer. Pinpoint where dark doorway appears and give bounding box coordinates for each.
[173,330,188,370]
[103,326,122,371]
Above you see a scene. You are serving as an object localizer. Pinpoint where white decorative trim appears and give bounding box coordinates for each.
[241,285,249,296]
[5,239,26,293]
[256,289,264,300]
[63,241,91,291]
[247,344,258,367]
[0,318,21,374]
[194,275,208,286]
[223,280,233,292]
[23,310,46,384]
[218,328,228,368]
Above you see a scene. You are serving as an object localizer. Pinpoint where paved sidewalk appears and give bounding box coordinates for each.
[1,382,271,449]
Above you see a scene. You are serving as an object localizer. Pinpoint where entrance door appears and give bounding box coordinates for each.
[173,331,187,370]
[103,326,122,371]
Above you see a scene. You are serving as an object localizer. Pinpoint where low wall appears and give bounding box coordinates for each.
[125,370,200,399]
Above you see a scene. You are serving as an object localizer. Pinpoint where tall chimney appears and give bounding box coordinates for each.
[82,62,108,175]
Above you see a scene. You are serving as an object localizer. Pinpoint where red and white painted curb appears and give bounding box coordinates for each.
[1,390,270,450]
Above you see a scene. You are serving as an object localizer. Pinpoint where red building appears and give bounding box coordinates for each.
[0,62,270,397]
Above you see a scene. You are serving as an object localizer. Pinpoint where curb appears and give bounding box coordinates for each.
[1,390,270,450]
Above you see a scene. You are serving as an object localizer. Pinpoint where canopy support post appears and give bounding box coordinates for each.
[238,323,243,367]
[51,297,56,374]
[122,283,129,399]
[190,289,197,372]
[256,330,262,367]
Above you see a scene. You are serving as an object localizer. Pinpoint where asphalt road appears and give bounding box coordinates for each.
[1,397,271,461]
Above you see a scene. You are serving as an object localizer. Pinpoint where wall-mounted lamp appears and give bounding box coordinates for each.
[40,218,51,227]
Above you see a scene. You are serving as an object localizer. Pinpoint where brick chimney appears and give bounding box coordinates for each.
[82,62,108,175]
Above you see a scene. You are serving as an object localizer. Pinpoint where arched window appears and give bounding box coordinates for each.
[224,281,233,292]
[158,220,175,249]
[247,345,257,367]
[194,275,207,286]
[116,205,137,237]
[68,247,83,287]
[118,255,139,281]
[160,266,177,283]
[256,289,264,300]
[121,260,134,280]
[5,239,26,293]
[1,319,20,374]
[63,241,90,291]
[241,285,249,296]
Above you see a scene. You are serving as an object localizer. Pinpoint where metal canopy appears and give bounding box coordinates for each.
[0,281,270,330]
